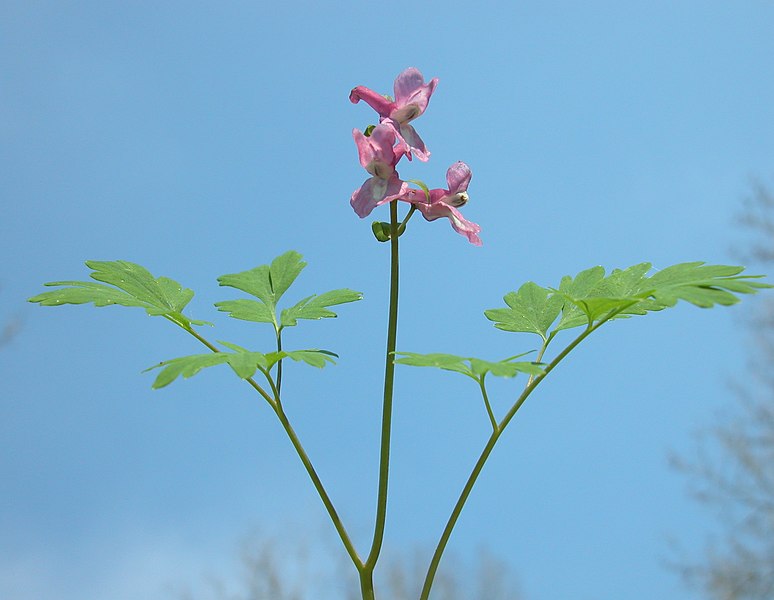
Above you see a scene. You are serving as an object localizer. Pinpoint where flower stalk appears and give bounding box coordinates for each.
[359,200,401,599]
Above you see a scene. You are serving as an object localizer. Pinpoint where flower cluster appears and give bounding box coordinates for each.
[349,68,482,246]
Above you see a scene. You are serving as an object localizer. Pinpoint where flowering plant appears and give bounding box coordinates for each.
[29,68,771,600]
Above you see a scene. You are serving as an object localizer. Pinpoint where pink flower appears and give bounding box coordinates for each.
[350,121,409,218]
[349,67,439,162]
[402,162,482,246]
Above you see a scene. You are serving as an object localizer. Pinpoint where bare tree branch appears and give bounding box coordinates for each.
[178,533,523,600]
[674,178,774,600]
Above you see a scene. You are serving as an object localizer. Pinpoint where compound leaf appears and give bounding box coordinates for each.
[266,349,338,369]
[218,252,361,331]
[218,251,305,308]
[645,262,771,308]
[29,260,200,328]
[393,353,474,377]
[144,347,270,389]
[553,266,608,331]
[393,351,544,381]
[484,282,562,340]
[217,251,306,327]
[490,262,771,337]
[144,353,231,388]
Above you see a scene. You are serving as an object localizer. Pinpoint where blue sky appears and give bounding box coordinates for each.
[2,1,774,599]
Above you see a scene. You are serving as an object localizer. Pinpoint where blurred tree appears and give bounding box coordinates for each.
[177,531,523,600]
[673,180,774,600]
[0,285,22,348]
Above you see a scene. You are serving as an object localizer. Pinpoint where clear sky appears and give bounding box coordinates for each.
[2,2,774,599]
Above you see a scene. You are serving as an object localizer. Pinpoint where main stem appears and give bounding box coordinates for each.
[360,202,401,599]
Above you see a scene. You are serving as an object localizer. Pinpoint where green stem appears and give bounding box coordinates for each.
[176,320,363,570]
[398,204,418,235]
[275,327,284,407]
[419,323,602,600]
[179,321,277,408]
[272,402,363,569]
[479,376,498,433]
[526,335,553,388]
[362,200,402,592]
[274,326,282,410]
[359,571,376,600]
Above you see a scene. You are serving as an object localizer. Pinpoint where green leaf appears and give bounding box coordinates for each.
[217,251,306,326]
[144,347,269,389]
[214,299,275,324]
[393,353,475,377]
[268,251,307,300]
[468,356,545,378]
[280,289,363,327]
[552,263,656,331]
[393,352,544,381]
[489,262,771,337]
[552,266,608,331]
[556,262,772,330]
[144,353,230,388]
[215,341,271,375]
[144,342,338,389]
[217,252,361,330]
[29,260,200,328]
[266,349,338,369]
[645,262,771,308]
[484,282,563,340]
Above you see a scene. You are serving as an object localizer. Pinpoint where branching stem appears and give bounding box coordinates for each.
[419,319,610,600]
[175,319,363,571]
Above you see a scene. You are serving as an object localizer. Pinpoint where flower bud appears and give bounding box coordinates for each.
[371,221,391,242]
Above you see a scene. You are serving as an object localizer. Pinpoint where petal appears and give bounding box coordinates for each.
[354,124,400,171]
[368,123,398,164]
[444,205,482,246]
[349,85,395,118]
[381,118,411,160]
[350,174,408,218]
[397,124,430,162]
[352,128,375,170]
[445,161,472,194]
[350,177,386,218]
[400,186,443,206]
[414,202,482,246]
[393,68,439,116]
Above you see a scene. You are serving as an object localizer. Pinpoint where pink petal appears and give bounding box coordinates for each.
[350,173,408,218]
[353,123,401,172]
[397,124,430,162]
[414,201,482,246]
[353,128,375,170]
[444,205,482,246]
[368,123,398,164]
[445,161,472,193]
[379,119,411,161]
[393,68,439,117]
[399,186,444,206]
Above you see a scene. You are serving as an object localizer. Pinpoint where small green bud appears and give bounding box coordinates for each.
[364,124,376,137]
[371,221,391,242]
